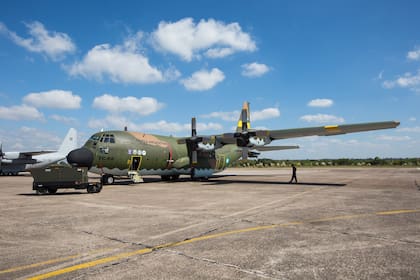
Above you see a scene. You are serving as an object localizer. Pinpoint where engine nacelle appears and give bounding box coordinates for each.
[3,152,20,160]
[197,142,215,151]
[249,136,271,147]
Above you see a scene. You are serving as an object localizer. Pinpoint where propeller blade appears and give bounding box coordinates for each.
[241,109,248,132]
[191,150,198,165]
[191,117,197,137]
[242,147,248,160]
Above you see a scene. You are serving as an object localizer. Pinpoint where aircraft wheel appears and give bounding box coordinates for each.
[36,187,48,195]
[87,185,96,193]
[47,188,57,194]
[161,175,170,181]
[102,175,114,185]
[95,183,102,193]
[170,175,180,180]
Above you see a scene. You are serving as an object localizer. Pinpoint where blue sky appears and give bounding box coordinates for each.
[0,0,419,159]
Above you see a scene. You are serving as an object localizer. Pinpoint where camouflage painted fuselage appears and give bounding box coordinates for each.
[83,131,242,177]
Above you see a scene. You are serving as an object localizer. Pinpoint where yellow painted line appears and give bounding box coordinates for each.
[0,254,81,274]
[0,248,113,275]
[26,208,420,279]
[27,248,153,280]
[376,209,420,215]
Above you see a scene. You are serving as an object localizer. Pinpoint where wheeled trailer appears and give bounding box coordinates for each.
[31,165,102,195]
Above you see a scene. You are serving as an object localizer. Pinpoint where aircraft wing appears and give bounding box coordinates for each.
[20,151,56,157]
[252,145,299,151]
[217,120,400,147]
[267,121,400,140]
[1,151,55,161]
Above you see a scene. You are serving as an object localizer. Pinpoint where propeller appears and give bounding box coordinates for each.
[177,117,220,168]
[220,106,272,160]
[0,143,3,167]
[190,117,198,165]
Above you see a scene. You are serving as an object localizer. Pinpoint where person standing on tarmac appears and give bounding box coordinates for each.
[289,164,297,183]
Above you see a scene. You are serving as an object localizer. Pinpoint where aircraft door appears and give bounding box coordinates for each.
[129,156,142,171]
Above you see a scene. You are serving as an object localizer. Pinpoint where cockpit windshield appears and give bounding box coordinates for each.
[89,135,101,141]
[99,134,115,143]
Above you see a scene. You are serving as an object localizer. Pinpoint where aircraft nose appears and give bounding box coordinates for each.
[67,148,94,168]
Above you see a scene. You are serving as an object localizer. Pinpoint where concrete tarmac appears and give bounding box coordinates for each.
[0,167,420,279]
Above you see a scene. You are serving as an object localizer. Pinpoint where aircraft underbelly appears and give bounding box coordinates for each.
[89,166,218,177]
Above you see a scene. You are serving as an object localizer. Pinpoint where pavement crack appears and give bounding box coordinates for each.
[310,227,420,246]
[81,230,153,248]
[164,248,280,279]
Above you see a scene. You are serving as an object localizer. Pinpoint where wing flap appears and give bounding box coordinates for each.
[252,145,299,151]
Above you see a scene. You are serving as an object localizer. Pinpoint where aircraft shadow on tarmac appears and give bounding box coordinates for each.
[202,178,346,187]
[19,192,86,196]
[104,174,347,187]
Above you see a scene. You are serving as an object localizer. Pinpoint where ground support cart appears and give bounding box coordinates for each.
[31,165,102,194]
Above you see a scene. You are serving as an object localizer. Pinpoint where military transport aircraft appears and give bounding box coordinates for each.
[67,102,399,184]
[0,128,77,175]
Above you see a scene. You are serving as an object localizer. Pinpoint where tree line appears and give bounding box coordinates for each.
[231,157,420,168]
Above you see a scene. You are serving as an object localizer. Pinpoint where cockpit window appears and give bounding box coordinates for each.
[89,135,101,141]
[100,134,115,143]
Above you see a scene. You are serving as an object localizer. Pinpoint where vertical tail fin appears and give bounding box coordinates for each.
[236,101,251,132]
[58,128,78,155]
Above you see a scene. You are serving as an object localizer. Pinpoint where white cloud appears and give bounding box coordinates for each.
[307,98,334,108]
[0,126,63,151]
[50,114,78,124]
[88,114,133,131]
[201,107,280,122]
[376,70,384,80]
[68,33,170,84]
[0,21,75,60]
[150,18,256,61]
[407,48,420,61]
[382,70,420,91]
[397,126,420,133]
[376,135,411,141]
[0,104,44,121]
[88,115,222,135]
[300,114,344,124]
[252,108,280,121]
[409,117,416,122]
[23,90,81,109]
[139,120,222,133]
[201,111,240,122]
[181,68,225,91]
[92,94,164,115]
[241,62,270,78]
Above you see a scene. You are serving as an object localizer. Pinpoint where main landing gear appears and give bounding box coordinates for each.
[101,174,114,185]
[161,175,180,181]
